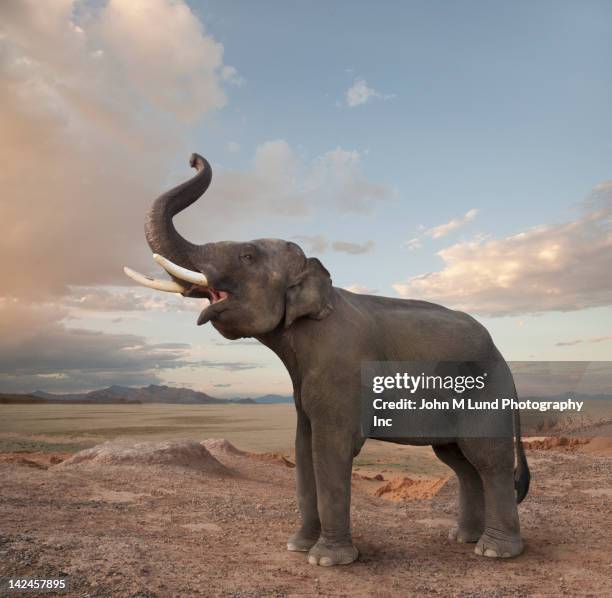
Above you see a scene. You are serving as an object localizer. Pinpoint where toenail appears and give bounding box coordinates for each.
[308,555,318,565]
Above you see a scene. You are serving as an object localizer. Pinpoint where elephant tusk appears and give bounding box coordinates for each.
[123,266,187,293]
[153,253,208,286]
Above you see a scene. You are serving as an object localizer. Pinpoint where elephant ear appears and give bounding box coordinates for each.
[285,258,334,328]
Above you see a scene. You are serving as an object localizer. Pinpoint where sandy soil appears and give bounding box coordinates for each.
[0,438,610,597]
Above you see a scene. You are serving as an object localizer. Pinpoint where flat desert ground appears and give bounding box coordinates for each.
[0,404,611,597]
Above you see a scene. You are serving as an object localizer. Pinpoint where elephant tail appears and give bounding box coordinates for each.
[513,409,530,503]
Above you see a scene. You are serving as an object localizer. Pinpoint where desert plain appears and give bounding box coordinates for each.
[0,403,610,597]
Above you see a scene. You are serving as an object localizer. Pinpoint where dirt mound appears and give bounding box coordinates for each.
[201,439,295,467]
[57,440,227,473]
[201,438,246,456]
[0,452,70,469]
[375,476,449,501]
[523,436,590,451]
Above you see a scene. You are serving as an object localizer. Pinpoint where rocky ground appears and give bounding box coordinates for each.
[0,438,610,597]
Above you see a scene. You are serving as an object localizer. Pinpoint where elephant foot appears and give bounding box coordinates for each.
[287,527,320,552]
[474,530,524,558]
[307,538,358,567]
[448,524,482,544]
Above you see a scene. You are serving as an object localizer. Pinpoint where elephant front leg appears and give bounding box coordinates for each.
[287,413,320,552]
[306,426,358,566]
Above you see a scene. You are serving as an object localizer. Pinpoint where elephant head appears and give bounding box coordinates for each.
[124,153,334,339]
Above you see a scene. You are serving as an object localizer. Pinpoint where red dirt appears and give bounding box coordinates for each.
[245,452,296,468]
[578,437,612,457]
[522,436,591,451]
[374,475,450,501]
[0,451,71,469]
[0,439,610,596]
[203,438,295,467]
[352,472,385,481]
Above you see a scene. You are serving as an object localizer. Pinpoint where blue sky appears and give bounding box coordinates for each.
[1,0,611,396]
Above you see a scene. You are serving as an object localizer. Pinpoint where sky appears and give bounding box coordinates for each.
[1,0,611,397]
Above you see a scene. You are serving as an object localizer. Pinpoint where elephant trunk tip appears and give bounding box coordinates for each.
[189,153,208,172]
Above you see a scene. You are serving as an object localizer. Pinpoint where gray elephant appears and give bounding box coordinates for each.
[125,154,530,567]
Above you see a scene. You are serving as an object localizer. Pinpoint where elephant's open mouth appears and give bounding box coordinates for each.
[123,253,230,325]
[197,288,230,326]
[200,287,229,305]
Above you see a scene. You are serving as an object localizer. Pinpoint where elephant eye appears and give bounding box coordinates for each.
[240,253,253,263]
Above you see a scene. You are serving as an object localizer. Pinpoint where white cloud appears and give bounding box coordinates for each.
[95,0,229,120]
[403,237,422,250]
[345,78,394,108]
[403,209,478,250]
[205,142,392,220]
[331,240,374,254]
[291,236,375,255]
[344,284,379,295]
[221,65,244,86]
[393,196,612,316]
[310,148,392,212]
[292,235,329,254]
[425,209,478,239]
[0,0,237,299]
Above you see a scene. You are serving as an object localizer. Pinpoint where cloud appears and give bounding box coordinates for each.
[212,339,260,347]
[555,333,612,347]
[0,300,191,392]
[344,284,379,295]
[65,288,201,313]
[425,209,478,239]
[403,209,478,249]
[0,0,237,300]
[292,235,329,254]
[221,65,244,87]
[331,240,374,254]
[226,141,241,153]
[291,236,375,255]
[1,3,388,303]
[206,143,391,221]
[0,299,260,392]
[393,196,612,316]
[345,79,393,107]
[0,2,392,394]
[404,238,422,251]
[194,360,262,372]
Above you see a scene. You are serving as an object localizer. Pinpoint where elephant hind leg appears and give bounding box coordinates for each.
[433,443,484,543]
[458,438,524,558]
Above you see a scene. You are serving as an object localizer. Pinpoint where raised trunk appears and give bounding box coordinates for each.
[144,153,211,269]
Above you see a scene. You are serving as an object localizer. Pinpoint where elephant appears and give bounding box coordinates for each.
[124,153,530,567]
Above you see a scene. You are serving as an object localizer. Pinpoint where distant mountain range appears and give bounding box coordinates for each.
[0,385,294,405]
[231,394,293,404]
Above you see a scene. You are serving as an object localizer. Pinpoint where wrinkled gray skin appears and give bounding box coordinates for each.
[142,154,530,566]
